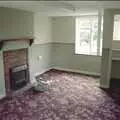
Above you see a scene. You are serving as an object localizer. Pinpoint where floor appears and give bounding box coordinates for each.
[0,69,120,120]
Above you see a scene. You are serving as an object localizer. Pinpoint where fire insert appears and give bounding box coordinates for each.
[10,64,29,90]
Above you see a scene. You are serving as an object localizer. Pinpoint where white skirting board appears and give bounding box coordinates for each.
[34,68,52,77]
[0,93,6,99]
[53,67,100,76]
[52,67,110,88]
[30,68,52,84]
[32,67,100,77]
[99,84,109,89]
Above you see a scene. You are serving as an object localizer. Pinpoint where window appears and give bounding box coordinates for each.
[113,15,120,40]
[75,14,103,56]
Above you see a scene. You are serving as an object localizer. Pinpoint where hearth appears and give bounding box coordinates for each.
[10,64,29,90]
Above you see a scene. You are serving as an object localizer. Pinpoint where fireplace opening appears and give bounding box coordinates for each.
[10,64,29,90]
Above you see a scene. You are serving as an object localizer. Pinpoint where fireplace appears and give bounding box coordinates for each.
[10,64,29,90]
[3,48,29,95]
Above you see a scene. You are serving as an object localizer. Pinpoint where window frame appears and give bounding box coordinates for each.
[75,11,103,56]
[113,14,120,41]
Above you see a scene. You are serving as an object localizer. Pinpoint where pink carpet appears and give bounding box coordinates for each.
[0,69,120,120]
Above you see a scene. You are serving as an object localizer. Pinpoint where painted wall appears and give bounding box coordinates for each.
[29,43,52,83]
[111,12,120,79]
[112,10,120,50]
[0,7,52,98]
[32,13,52,79]
[0,7,34,97]
[101,9,120,88]
[112,41,120,49]
[107,10,120,80]
[34,13,52,44]
[100,9,114,88]
[51,16,101,75]
[52,17,75,43]
[0,7,34,39]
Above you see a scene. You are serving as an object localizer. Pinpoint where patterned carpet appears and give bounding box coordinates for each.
[0,69,120,120]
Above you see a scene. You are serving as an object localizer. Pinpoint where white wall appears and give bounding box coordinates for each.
[0,7,34,39]
[34,13,52,44]
[52,17,75,43]
[111,10,120,79]
[0,7,53,98]
[51,16,101,75]
[112,41,120,49]
[0,7,34,98]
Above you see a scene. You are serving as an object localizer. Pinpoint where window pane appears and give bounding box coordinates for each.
[100,16,103,55]
[113,15,120,40]
[75,16,98,55]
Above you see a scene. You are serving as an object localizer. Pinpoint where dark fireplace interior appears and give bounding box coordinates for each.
[3,48,29,95]
[10,64,29,90]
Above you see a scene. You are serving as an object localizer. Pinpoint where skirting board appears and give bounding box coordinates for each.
[30,67,111,89]
[0,93,6,99]
[33,67,100,77]
[99,84,109,89]
[53,67,110,89]
[31,67,111,89]
[34,68,52,77]
[30,68,52,84]
[53,67,100,76]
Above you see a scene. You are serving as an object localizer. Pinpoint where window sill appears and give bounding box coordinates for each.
[74,52,102,57]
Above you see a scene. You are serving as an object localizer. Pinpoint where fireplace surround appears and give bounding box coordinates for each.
[0,38,34,97]
[3,48,29,95]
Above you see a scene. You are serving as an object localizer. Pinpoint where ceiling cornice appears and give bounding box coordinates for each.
[0,1,120,16]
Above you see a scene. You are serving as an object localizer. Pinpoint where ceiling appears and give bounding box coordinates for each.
[0,1,120,16]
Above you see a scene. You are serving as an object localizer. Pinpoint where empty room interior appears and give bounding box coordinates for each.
[0,1,120,120]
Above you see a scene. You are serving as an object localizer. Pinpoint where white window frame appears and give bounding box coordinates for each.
[75,11,103,56]
[113,15,120,41]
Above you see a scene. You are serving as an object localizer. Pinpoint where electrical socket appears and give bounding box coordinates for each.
[38,56,42,61]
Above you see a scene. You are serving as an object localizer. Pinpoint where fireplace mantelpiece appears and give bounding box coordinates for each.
[0,38,34,50]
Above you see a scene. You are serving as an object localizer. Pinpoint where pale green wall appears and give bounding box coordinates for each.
[100,9,113,88]
[51,16,101,75]
[111,10,120,79]
[0,7,34,97]
[52,17,75,43]
[52,43,101,75]
[0,41,52,97]
[0,7,34,39]
[34,13,52,44]
[100,9,120,88]
[0,7,52,98]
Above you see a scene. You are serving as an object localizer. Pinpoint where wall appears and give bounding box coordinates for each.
[100,9,114,88]
[32,13,52,77]
[29,43,52,82]
[0,7,34,39]
[0,7,34,97]
[0,7,103,97]
[31,14,52,82]
[52,17,75,43]
[34,13,52,44]
[112,41,120,50]
[110,10,120,80]
[0,7,52,98]
[101,9,120,88]
[51,16,101,75]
